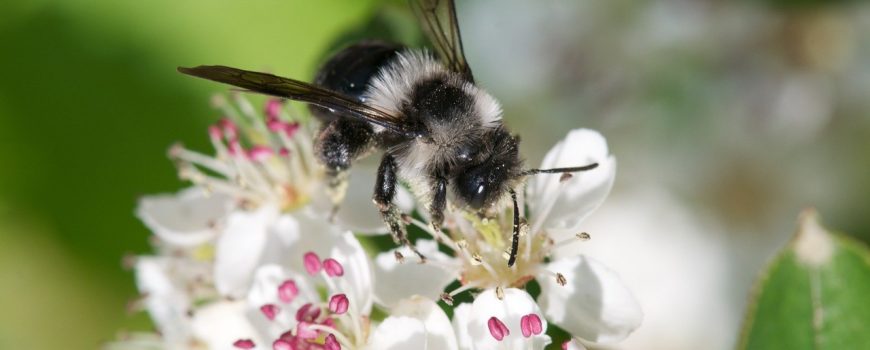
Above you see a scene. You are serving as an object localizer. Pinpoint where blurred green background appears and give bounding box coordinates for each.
[1,0,868,349]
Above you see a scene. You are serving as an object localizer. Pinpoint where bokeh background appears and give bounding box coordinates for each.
[1,0,868,349]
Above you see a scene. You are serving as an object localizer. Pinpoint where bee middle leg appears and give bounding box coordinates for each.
[314,118,375,217]
[374,153,425,262]
[428,175,448,233]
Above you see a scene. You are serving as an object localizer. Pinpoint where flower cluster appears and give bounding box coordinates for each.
[110,94,641,350]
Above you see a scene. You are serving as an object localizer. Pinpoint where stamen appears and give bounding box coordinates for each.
[265,98,283,121]
[248,146,274,162]
[272,339,292,350]
[303,252,322,275]
[556,273,567,286]
[295,303,321,323]
[323,258,345,277]
[233,339,255,349]
[520,313,543,337]
[328,294,349,315]
[552,232,592,250]
[324,333,341,350]
[278,280,299,303]
[260,304,280,321]
[408,217,459,252]
[487,317,510,341]
[296,321,318,339]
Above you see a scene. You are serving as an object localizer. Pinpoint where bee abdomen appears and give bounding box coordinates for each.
[310,41,405,121]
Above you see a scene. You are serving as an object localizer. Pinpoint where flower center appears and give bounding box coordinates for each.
[171,95,321,212]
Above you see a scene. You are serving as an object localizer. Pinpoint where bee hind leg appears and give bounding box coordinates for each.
[374,153,425,262]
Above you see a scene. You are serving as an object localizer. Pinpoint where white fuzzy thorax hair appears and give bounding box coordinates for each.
[363,50,503,131]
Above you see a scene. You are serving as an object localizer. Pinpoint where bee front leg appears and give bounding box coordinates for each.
[374,154,425,262]
[429,176,448,234]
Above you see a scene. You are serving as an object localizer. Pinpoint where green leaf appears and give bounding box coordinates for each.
[739,210,870,350]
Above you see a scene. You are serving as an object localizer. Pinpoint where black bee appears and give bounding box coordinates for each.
[178,0,597,266]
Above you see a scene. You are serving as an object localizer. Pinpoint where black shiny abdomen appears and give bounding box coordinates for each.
[309,41,404,121]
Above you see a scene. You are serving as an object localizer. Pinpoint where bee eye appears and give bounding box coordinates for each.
[456,166,491,209]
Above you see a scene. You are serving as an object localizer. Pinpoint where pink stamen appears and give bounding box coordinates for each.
[265,99,283,121]
[233,339,255,349]
[272,339,292,350]
[323,258,344,277]
[487,316,510,341]
[324,333,341,350]
[295,303,321,323]
[260,304,280,321]
[328,294,349,315]
[248,145,274,162]
[277,280,299,303]
[220,118,238,139]
[303,252,322,275]
[519,313,543,338]
[284,122,300,138]
[228,140,243,156]
[279,147,290,157]
[296,321,318,339]
[267,119,288,133]
[208,125,222,141]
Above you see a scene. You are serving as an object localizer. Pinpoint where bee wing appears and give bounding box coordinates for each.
[178,65,419,136]
[410,0,475,82]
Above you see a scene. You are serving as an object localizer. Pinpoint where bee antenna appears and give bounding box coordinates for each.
[507,188,520,267]
[520,163,599,176]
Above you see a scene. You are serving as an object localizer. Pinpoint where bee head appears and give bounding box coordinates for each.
[453,127,522,209]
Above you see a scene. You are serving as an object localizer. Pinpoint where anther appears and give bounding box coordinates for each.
[556,273,567,286]
[471,253,483,265]
[265,99,283,121]
[496,286,505,300]
[295,303,321,323]
[328,294,349,315]
[303,252,322,275]
[440,293,454,306]
[260,304,280,321]
[233,339,255,349]
[577,232,591,241]
[520,313,543,337]
[323,258,345,277]
[278,280,299,303]
[456,239,468,250]
[296,322,318,339]
[394,251,405,264]
[487,317,510,341]
[324,334,341,350]
[559,173,573,182]
[248,146,273,162]
[272,339,292,350]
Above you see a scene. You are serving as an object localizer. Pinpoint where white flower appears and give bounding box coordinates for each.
[373,129,642,347]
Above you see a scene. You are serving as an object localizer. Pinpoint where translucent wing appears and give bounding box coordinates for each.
[410,0,475,82]
[178,65,421,137]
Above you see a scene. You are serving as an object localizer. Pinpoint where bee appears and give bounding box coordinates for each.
[178,0,597,266]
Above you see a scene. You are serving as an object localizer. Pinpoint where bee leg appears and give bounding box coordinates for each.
[428,176,448,234]
[507,188,520,267]
[374,154,425,262]
[314,118,375,216]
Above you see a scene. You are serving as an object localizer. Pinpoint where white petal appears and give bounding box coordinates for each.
[538,255,642,344]
[373,240,458,308]
[527,129,615,234]
[452,304,475,350]
[190,301,260,350]
[134,257,191,345]
[367,316,427,350]
[562,339,589,350]
[276,212,375,314]
[214,205,280,298]
[467,288,551,350]
[136,187,233,247]
[390,296,459,350]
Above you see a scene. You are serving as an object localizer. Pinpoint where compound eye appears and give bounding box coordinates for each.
[457,168,489,209]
